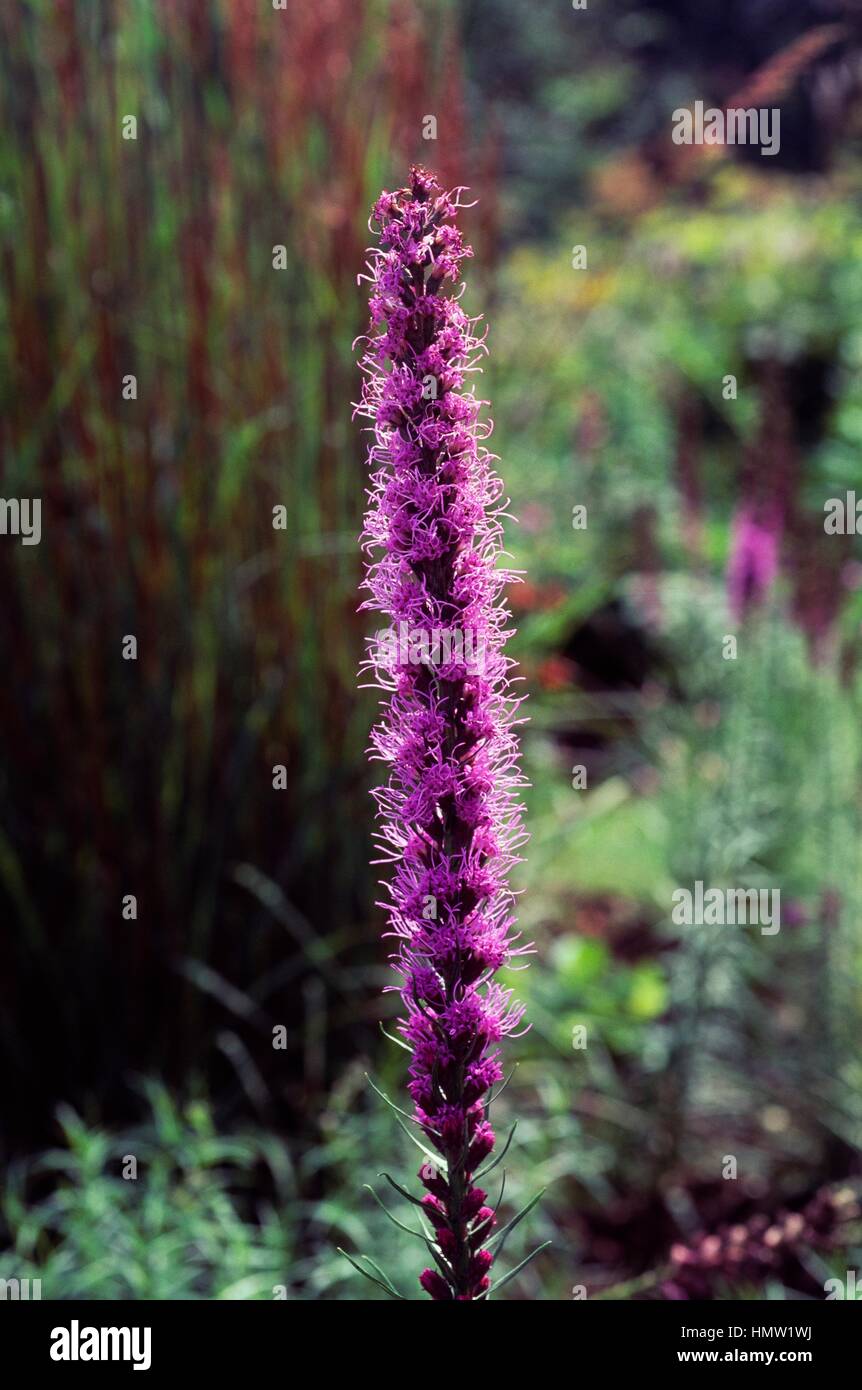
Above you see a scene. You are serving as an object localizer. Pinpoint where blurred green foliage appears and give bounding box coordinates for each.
[1,1086,297,1300]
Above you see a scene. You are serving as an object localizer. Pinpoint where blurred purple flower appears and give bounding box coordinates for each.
[355,167,529,1300]
[726,503,781,619]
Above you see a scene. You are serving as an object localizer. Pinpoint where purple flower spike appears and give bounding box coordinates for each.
[726,501,781,620]
[355,167,530,1301]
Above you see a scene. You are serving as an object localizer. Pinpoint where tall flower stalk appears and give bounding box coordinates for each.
[354,167,532,1301]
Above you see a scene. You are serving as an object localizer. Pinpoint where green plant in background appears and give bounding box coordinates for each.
[0,1085,296,1300]
[473,162,862,1290]
[0,0,473,1147]
[0,1076,559,1300]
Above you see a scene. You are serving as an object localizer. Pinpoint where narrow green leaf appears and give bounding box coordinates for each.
[380,1022,410,1052]
[364,1184,428,1240]
[364,1254,409,1296]
[337,1248,406,1300]
[485,1065,518,1112]
[487,1188,545,1256]
[493,1172,507,1214]
[379,1171,425,1207]
[366,1073,440,1134]
[395,1116,448,1174]
[428,1244,457,1286]
[481,1241,552,1300]
[475,1121,517,1180]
